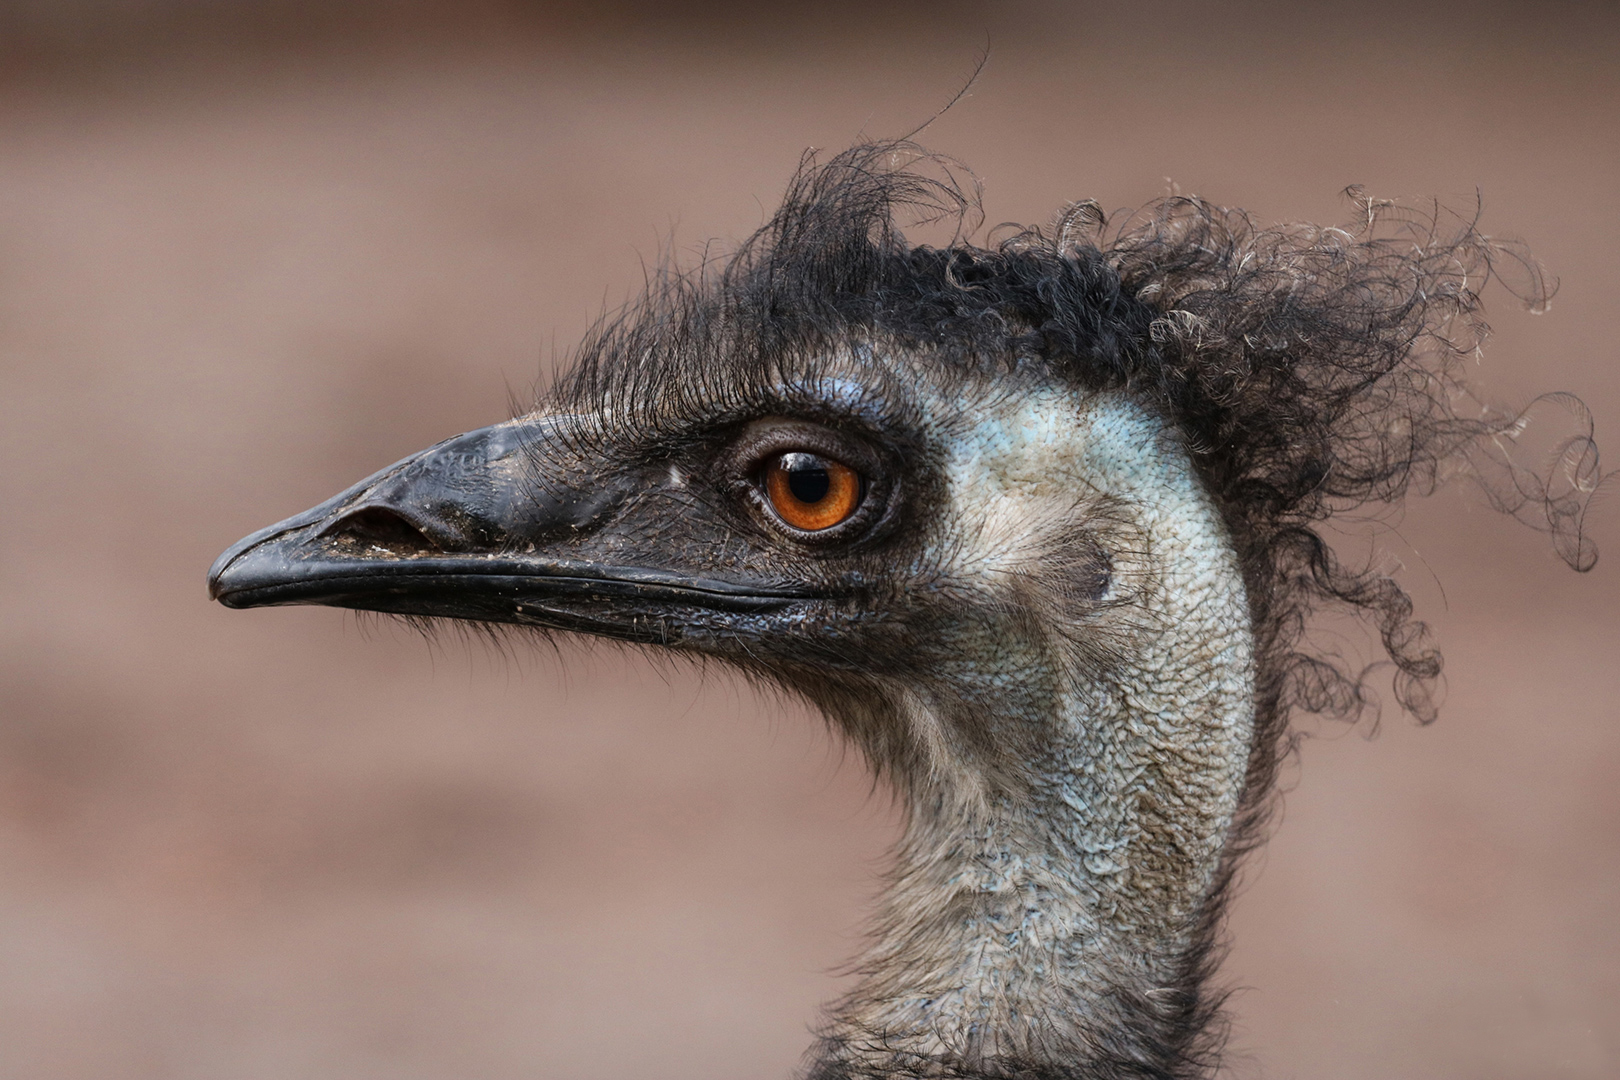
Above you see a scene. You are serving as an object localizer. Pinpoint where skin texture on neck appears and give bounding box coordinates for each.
[808,391,1256,1079]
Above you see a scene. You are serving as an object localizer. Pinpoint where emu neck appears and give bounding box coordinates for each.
[812,393,1257,1078]
[813,687,1253,1078]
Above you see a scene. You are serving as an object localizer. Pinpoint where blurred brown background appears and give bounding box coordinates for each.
[0,2,1616,1077]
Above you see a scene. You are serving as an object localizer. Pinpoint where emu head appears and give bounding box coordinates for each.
[208,144,1600,1078]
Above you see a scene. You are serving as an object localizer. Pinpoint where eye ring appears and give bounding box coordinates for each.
[762,451,862,531]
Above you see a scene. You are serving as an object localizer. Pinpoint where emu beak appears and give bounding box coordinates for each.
[207,418,805,635]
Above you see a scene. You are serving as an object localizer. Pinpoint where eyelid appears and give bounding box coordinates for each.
[728,418,882,477]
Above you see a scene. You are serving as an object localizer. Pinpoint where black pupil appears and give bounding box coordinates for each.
[781,453,830,503]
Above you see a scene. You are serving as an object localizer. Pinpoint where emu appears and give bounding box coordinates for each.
[208,143,1601,1079]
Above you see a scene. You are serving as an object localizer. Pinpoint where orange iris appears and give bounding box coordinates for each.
[764,452,861,531]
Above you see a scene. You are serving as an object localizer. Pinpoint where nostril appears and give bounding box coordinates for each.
[321,506,439,554]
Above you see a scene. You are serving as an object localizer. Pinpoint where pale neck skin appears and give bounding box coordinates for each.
[809,391,1256,1078]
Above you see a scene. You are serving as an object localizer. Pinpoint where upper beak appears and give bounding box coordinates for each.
[207,417,806,633]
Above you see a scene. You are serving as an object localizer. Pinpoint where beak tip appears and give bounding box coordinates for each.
[208,532,269,606]
[207,549,240,604]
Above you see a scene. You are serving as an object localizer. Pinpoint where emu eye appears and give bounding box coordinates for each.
[763,452,862,531]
